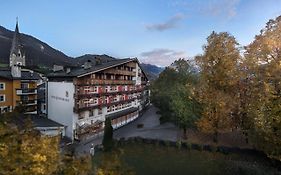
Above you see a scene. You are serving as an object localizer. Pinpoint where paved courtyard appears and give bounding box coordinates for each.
[74,105,180,155]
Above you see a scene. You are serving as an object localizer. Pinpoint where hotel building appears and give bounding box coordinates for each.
[47,58,149,141]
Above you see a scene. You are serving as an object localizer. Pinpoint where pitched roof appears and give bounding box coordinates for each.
[0,68,41,80]
[47,58,135,78]
[10,21,24,57]
[31,116,64,128]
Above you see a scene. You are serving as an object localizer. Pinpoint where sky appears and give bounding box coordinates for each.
[1,0,281,67]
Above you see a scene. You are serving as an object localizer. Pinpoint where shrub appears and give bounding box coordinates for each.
[186,143,192,150]
[176,141,182,150]
[210,145,217,153]
[164,140,170,147]
[198,144,203,152]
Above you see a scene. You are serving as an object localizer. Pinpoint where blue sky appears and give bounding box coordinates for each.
[1,0,281,66]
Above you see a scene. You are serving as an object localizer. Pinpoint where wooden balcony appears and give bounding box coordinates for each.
[75,79,136,86]
[75,88,144,99]
[74,98,137,112]
[103,69,136,76]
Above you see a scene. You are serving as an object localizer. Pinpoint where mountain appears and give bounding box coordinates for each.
[75,54,116,65]
[0,25,163,79]
[0,25,75,67]
[140,63,164,80]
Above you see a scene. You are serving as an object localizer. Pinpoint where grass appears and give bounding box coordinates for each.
[92,143,281,175]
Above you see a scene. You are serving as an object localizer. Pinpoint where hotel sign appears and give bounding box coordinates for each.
[51,91,70,102]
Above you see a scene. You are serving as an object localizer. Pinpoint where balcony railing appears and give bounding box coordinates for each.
[16,99,37,106]
[76,79,136,86]
[16,88,37,95]
[74,98,136,112]
[75,88,144,98]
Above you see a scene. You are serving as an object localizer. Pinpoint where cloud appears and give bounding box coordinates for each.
[140,48,187,67]
[171,0,240,20]
[201,0,240,19]
[145,13,185,32]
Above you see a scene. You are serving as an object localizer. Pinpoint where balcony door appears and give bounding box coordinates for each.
[21,83,29,89]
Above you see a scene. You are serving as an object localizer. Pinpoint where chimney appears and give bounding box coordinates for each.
[84,60,92,69]
[53,65,64,72]
[66,67,71,74]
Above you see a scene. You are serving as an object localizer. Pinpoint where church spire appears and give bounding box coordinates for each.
[15,17,19,34]
[10,18,25,78]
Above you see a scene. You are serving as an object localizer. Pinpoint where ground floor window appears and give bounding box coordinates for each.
[0,95,5,102]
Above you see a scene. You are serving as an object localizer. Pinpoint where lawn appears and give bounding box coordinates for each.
[92,143,281,175]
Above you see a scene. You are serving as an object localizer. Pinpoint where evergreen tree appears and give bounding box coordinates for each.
[102,118,114,151]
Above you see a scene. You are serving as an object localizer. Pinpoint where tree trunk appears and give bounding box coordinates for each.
[213,131,218,143]
[245,131,249,144]
[183,127,187,140]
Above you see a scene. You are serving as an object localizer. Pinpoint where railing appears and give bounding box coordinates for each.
[16,99,37,106]
[75,88,144,98]
[16,88,37,95]
[76,79,136,86]
[103,69,136,76]
[74,98,136,112]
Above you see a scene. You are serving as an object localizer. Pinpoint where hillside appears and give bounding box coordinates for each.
[0,26,75,67]
[0,25,163,79]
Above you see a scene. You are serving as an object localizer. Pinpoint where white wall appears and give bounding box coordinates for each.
[135,62,141,85]
[48,81,75,140]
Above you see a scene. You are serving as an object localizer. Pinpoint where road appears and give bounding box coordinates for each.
[74,105,180,155]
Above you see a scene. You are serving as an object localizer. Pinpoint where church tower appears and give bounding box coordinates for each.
[10,19,25,78]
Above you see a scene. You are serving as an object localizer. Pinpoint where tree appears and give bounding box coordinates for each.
[0,113,60,175]
[94,151,135,175]
[243,15,281,161]
[102,118,113,151]
[195,31,241,142]
[151,67,179,123]
[151,59,201,139]
[0,112,92,175]
[171,83,201,139]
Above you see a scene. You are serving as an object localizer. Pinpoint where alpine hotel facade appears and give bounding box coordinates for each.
[47,58,149,141]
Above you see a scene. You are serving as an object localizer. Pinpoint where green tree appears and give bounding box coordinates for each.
[171,83,201,139]
[195,31,241,142]
[102,118,113,151]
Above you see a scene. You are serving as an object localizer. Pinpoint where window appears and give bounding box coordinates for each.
[84,86,90,94]
[21,96,28,101]
[98,108,102,115]
[0,83,5,90]
[0,95,5,102]
[21,83,28,89]
[94,86,98,93]
[78,113,84,120]
[89,110,94,117]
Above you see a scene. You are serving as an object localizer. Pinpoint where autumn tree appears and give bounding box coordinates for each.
[243,15,281,161]
[0,113,60,175]
[0,112,92,175]
[195,31,241,142]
